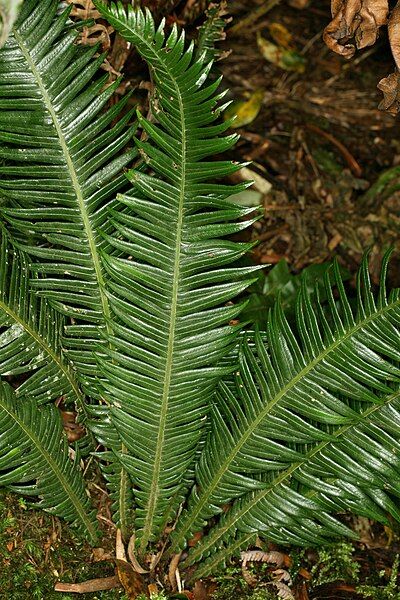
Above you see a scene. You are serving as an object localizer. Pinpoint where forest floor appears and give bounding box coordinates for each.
[2,0,400,598]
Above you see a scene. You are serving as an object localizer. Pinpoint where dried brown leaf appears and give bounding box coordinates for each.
[242,563,258,587]
[241,550,290,588]
[323,0,388,58]
[127,534,149,574]
[269,581,295,599]
[115,559,146,599]
[66,0,101,19]
[272,568,292,584]
[388,1,400,70]
[168,552,183,591]
[67,1,114,50]
[241,550,287,567]
[115,530,146,599]
[193,580,208,600]
[378,70,400,114]
[60,410,86,443]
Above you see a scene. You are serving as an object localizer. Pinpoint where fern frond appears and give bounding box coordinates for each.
[0,233,86,410]
[93,1,260,554]
[195,1,229,63]
[0,380,99,543]
[180,253,400,573]
[0,0,137,395]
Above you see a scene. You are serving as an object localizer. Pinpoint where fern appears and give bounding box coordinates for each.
[0,233,86,410]
[181,254,400,576]
[92,1,259,555]
[0,0,136,397]
[0,380,98,543]
[195,1,230,63]
[1,0,400,587]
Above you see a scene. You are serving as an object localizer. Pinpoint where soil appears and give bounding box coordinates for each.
[107,0,400,286]
[217,0,400,288]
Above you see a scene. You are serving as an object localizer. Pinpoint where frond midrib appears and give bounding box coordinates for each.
[111,18,188,552]
[0,397,98,543]
[174,295,400,551]
[185,298,400,564]
[13,29,111,327]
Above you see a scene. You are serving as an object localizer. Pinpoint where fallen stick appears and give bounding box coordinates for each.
[54,575,121,594]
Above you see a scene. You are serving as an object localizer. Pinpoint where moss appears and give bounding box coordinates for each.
[356,555,400,599]
[310,542,360,586]
[0,492,127,600]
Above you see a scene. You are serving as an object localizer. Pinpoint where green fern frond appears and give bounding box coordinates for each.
[0,233,86,410]
[180,253,400,574]
[0,380,99,543]
[0,0,137,396]
[195,1,230,63]
[92,1,260,554]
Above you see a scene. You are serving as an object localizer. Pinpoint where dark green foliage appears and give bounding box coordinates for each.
[0,0,399,585]
[0,0,136,397]
[0,381,98,543]
[182,253,400,576]
[91,0,259,554]
[0,235,84,408]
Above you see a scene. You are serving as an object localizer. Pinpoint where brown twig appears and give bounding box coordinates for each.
[54,576,121,594]
[305,123,363,177]
[228,0,282,36]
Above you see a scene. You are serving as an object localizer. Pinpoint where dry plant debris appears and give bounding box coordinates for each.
[323,0,400,112]
[323,0,389,58]
[67,0,114,50]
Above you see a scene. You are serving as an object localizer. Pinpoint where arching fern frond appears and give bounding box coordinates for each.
[93,1,260,554]
[0,234,85,410]
[180,253,400,575]
[0,380,99,543]
[0,0,137,396]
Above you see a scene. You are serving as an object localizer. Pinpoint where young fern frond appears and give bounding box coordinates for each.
[0,233,86,410]
[93,1,260,554]
[0,380,99,543]
[0,0,137,396]
[179,254,400,574]
[195,1,230,63]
